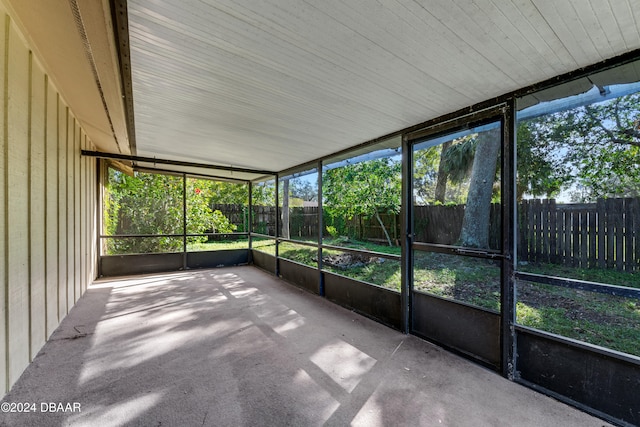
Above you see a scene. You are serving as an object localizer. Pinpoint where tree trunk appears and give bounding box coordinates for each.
[435,140,452,203]
[459,127,501,248]
[281,179,290,239]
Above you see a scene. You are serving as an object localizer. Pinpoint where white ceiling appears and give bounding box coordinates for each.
[127,0,640,177]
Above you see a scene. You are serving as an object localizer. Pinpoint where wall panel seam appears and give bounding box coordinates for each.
[26,49,32,361]
[3,13,10,393]
[43,73,47,337]
[65,106,69,315]
[56,95,61,321]
[72,118,75,304]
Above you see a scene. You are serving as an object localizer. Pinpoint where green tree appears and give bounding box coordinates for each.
[412,146,440,203]
[515,119,570,200]
[434,140,452,203]
[187,179,237,242]
[205,180,249,205]
[413,135,476,205]
[104,169,184,253]
[323,157,401,246]
[413,91,640,248]
[290,179,317,201]
[520,93,640,201]
[252,180,276,206]
[188,178,248,232]
[414,131,497,248]
[250,179,276,235]
[104,170,239,254]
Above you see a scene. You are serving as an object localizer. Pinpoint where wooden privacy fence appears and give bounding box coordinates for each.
[238,204,400,242]
[288,207,320,238]
[210,203,249,231]
[519,198,640,272]
[336,211,400,243]
[414,204,501,249]
[225,198,640,272]
[249,205,277,235]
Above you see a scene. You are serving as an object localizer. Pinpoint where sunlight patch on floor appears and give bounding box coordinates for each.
[249,294,306,336]
[78,311,251,385]
[310,339,376,393]
[68,392,164,427]
[292,369,341,423]
[92,272,199,289]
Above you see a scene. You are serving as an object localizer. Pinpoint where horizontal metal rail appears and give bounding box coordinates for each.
[276,237,318,248]
[515,271,640,299]
[321,243,401,261]
[413,242,505,260]
[251,234,401,260]
[249,232,276,239]
[100,232,249,239]
[185,232,249,238]
[274,238,402,261]
[82,150,275,176]
[100,233,183,239]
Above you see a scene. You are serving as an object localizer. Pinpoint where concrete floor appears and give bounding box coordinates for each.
[0,266,611,427]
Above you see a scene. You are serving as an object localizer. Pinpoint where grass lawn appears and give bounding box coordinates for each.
[515,262,640,357]
[321,247,401,291]
[323,237,402,256]
[516,280,640,356]
[186,239,249,251]
[517,262,640,288]
[413,252,501,311]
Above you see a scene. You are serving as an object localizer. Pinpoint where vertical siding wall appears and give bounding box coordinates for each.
[0,4,98,393]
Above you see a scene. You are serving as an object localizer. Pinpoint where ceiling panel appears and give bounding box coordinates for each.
[127,0,640,173]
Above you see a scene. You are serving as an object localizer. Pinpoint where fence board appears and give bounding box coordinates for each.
[597,199,606,269]
[606,199,615,269]
[541,199,549,263]
[580,210,587,269]
[532,200,540,263]
[615,199,624,271]
[514,198,640,271]
[572,211,580,268]
[624,199,633,272]
[631,198,636,271]
[549,200,557,263]
[588,209,596,268]
[563,209,571,267]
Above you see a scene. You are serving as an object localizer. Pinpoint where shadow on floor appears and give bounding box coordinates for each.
[0,266,609,426]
